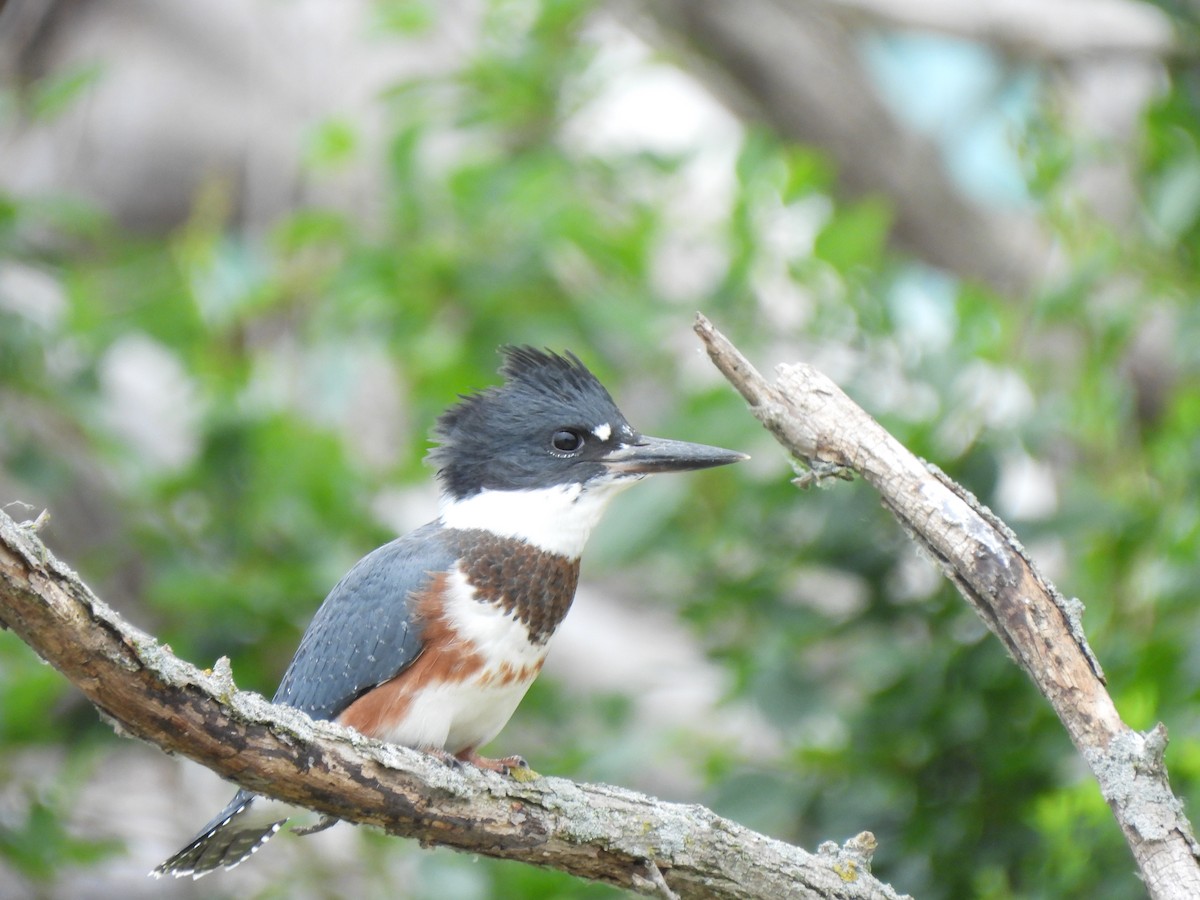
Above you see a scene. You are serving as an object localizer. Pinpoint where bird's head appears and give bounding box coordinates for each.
[430,346,746,556]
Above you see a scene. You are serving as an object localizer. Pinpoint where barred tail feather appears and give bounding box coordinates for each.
[152,791,287,879]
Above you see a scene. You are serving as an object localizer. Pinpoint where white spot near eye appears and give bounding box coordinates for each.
[593,423,612,442]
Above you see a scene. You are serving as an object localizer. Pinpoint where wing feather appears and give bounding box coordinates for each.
[273,522,458,720]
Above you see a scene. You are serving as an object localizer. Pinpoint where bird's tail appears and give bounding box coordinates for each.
[152,790,287,879]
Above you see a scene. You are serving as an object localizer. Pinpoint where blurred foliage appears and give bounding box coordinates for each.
[3,1,1200,898]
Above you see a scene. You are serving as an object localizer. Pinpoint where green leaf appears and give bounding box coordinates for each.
[0,798,121,878]
[28,63,106,121]
[373,0,437,34]
[305,118,361,170]
[812,196,893,271]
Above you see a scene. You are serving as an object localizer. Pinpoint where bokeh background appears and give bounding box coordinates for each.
[2,1,1199,898]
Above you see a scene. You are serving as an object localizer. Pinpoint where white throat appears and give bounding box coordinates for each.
[438,478,639,558]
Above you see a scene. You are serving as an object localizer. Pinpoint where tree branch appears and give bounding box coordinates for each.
[809,0,1174,62]
[0,508,906,899]
[637,0,1054,296]
[694,313,1200,900]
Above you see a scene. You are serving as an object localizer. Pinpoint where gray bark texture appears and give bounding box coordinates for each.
[694,313,1200,900]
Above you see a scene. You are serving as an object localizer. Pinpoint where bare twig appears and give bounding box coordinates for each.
[694,313,1200,900]
[0,507,907,900]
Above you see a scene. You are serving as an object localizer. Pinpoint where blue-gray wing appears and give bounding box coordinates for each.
[273,522,459,720]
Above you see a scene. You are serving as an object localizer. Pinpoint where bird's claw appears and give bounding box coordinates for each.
[427,748,466,770]
[292,815,339,836]
[454,750,534,777]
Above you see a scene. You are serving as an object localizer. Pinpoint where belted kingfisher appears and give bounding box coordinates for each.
[153,346,746,878]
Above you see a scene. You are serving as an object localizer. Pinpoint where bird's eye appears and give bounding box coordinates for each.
[550,429,585,455]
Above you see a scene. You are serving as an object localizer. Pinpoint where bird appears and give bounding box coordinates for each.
[153,345,747,878]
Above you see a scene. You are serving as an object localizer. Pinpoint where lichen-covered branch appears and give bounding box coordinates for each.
[694,313,1200,900]
[0,507,905,900]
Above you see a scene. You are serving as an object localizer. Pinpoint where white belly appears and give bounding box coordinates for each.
[379,673,537,753]
[380,566,548,753]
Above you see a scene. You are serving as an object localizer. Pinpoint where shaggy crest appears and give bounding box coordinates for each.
[428,347,634,499]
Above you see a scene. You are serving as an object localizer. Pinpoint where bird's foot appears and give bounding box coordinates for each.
[426,748,465,770]
[427,748,539,779]
[292,815,339,837]
[457,750,536,778]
